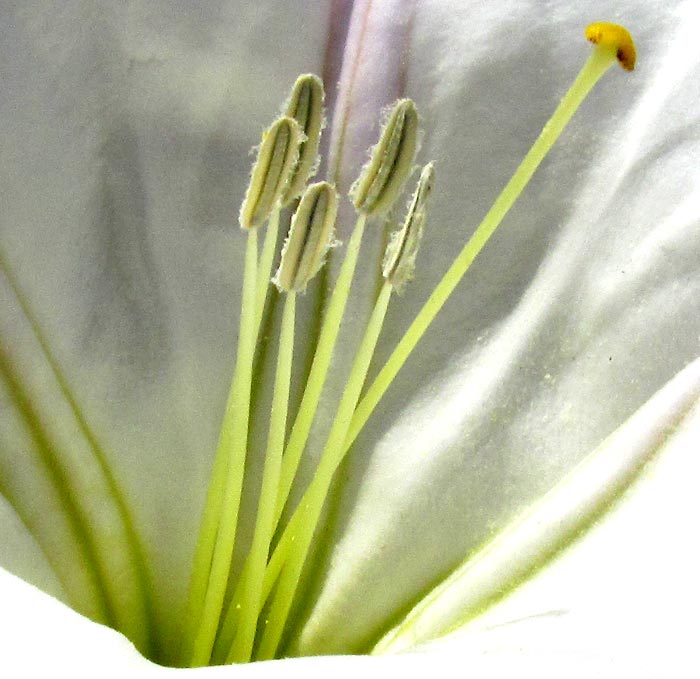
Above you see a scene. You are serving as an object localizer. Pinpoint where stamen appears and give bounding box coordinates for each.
[346,23,637,450]
[281,74,326,203]
[187,22,636,667]
[383,163,435,291]
[256,280,394,660]
[266,99,421,537]
[226,183,337,663]
[274,182,339,292]
[187,111,305,667]
[254,169,435,627]
[228,290,297,663]
[350,99,420,215]
[239,116,304,230]
[211,212,363,666]
[190,228,259,666]
[269,212,367,531]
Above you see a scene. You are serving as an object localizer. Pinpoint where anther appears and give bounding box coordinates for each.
[281,74,325,204]
[350,99,420,216]
[346,23,638,455]
[585,22,636,71]
[239,116,304,230]
[274,182,338,292]
[383,163,435,291]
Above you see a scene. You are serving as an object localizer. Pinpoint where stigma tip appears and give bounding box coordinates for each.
[585,22,636,71]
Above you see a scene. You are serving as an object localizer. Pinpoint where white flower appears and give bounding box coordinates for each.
[1,1,699,676]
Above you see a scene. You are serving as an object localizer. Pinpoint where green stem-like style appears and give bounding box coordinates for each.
[190,228,259,667]
[227,292,297,664]
[272,214,367,526]
[346,47,616,450]
[256,281,393,660]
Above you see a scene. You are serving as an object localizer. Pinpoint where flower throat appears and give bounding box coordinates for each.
[178,22,637,666]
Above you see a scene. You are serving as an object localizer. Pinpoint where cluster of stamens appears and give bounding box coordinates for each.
[181,23,635,666]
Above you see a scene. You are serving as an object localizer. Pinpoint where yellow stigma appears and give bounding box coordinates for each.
[585,22,636,71]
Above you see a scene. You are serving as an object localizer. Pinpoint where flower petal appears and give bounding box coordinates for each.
[0,565,513,676]
[406,383,699,677]
[3,0,699,666]
[0,0,332,657]
[292,0,700,654]
[375,356,700,653]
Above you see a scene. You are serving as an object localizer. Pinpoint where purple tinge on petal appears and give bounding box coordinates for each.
[320,0,356,139]
[322,0,417,218]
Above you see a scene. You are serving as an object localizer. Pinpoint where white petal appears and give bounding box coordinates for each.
[0,567,464,676]
[0,0,332,656]
[0,568,152,676]
[294,0,700,654]
[3,0,700,664]
[407,391,700,677]
[375,356,700,654]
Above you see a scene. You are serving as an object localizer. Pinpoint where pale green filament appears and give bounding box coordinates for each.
[201,213,286,663]
[184,406,229,660]
[272,214,367,526]
[346,46,619,451]
[212,213,368,661]
[190,228,259,666]
[228,292,296,663]
[183,378,230,659]
[256,208,281,329]
[183,211,278,662]
[211,555,248,662]
[256,281,393,660]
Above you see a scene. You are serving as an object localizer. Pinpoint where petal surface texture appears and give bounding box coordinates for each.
[292,0,700,655]
[1,0,699,667]
[0,0,331,659]
[3,358,699,675]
